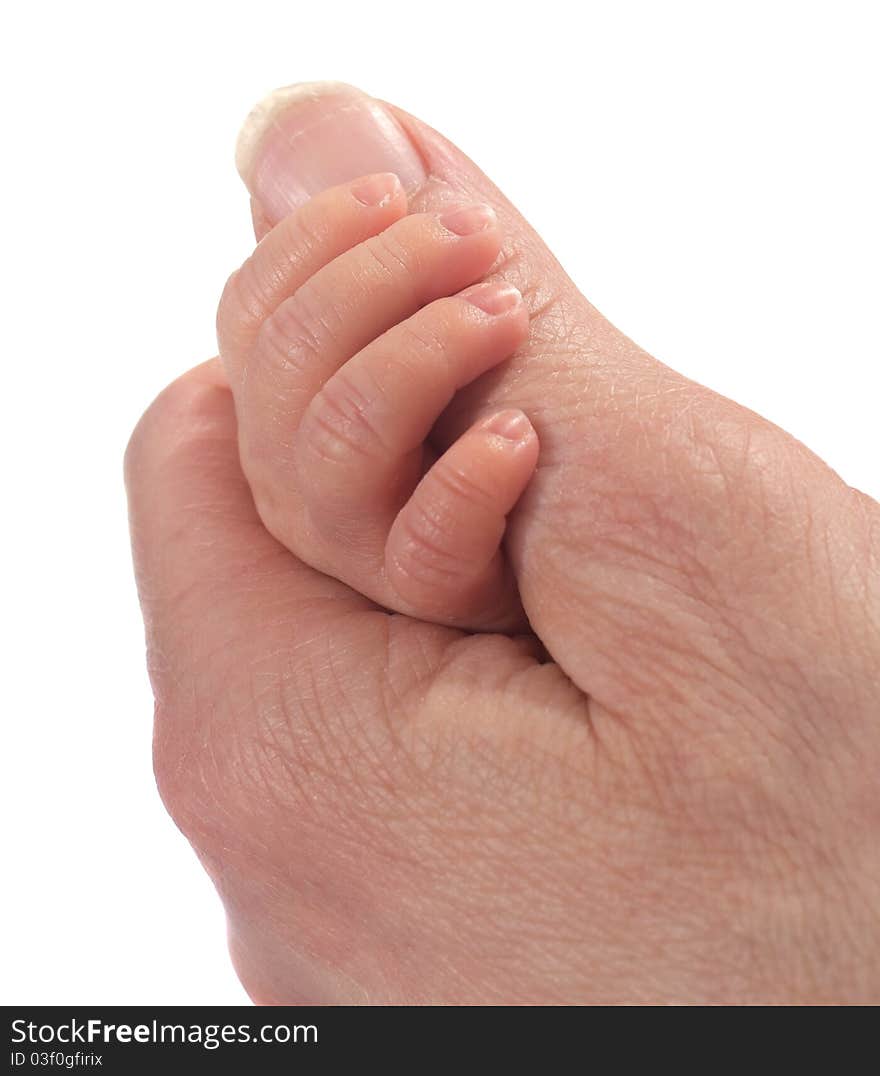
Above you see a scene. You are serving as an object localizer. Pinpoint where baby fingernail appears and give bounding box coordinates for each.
[440,202,497,236]
[483,409,532,442]
[463,281,522,315]
[351,172,401,206]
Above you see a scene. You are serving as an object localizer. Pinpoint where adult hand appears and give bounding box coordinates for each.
[126,84,880,1003]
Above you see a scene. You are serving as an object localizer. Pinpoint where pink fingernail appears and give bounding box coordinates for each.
[439,203,497,237]
[482,409,532,442]
[236,82,427,221]
[463,281,522,316]
[351,172,402,207]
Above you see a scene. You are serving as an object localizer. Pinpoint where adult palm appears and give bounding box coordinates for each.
[127,354,880,1004]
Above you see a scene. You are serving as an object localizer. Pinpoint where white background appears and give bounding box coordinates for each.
[2,0,877,1004]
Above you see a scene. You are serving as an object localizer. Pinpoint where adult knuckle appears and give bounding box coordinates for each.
[125,364,230,482]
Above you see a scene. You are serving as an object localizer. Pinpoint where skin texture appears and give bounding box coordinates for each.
[217,175,538,630]
[126,83,880,1004]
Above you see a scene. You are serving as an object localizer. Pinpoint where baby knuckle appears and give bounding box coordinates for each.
[215,268,243,351]
[363,228,418,289]
[280,207,328,263]
[394,318,446,364]
[216,259,274,353]
[257,295,326,378]
[302,373,384,465]
[392,504,461,586]
[433,460,493,510]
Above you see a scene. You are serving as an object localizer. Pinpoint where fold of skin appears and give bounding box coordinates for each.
[125,84,880,1003]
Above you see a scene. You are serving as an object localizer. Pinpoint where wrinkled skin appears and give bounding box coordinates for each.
[126,84,880,1004]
